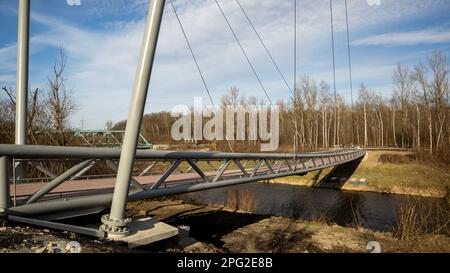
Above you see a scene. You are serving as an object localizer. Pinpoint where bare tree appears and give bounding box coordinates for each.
[393,63,414,148]
[46,48,77,146]
[319,81,330,148]
[1,86,48,144]
[359,84,370,147]
[428,51,449,152]
[413,63,432,153]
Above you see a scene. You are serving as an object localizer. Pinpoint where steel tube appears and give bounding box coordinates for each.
[0,144,363,160]
[26,159,95,204]
[28,162,57,179]
[150,160,182,190]
[105,0,166,233]
[15,0,30,182]
[0,156,10,211]
[186,159,209,182]
[69,160,97,181]
[8,215,106,238]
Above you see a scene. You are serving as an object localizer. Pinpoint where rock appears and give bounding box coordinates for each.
[65,241,82,253]
[31,246,46,253]
[43,229,50,233]
[0,227,6,232]
[46,242,65,253]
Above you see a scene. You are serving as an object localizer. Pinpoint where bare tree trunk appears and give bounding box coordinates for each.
[392,104,397,147]
[428,107,433,154]
[415,103,420,151]
[363,104,368,147]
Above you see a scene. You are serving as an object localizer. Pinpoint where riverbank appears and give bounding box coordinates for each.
[127,199,450,253]
[0,197,448,253]
[270,151,450,198]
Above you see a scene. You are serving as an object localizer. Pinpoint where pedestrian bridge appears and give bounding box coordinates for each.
[1,0,367,243]
[0,144,365,240]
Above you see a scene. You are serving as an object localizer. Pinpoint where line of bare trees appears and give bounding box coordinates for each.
[355,51,449,154]
[278,51,449,155]
[1,50,448,158]
[118,51,448,156]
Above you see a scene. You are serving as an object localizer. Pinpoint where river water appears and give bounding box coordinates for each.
[180,183,448,232]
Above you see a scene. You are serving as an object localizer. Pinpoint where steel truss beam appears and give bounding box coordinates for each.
[0,145,366,218]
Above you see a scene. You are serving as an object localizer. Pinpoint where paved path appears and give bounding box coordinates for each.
[10,166,285,202]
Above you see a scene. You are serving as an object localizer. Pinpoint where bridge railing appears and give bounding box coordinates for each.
[0,144,366,218]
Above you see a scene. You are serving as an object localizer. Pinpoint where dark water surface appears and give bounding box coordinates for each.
[180,183,447,232]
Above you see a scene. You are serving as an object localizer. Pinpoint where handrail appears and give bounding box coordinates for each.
[0,144,363,160]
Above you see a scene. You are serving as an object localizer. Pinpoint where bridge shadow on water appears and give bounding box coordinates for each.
[313,156,364,189]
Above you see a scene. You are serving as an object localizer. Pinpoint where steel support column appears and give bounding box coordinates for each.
[100,0,165,238]
[15,0,30,182]
[0,156,10,212]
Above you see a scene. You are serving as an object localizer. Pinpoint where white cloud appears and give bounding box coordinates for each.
[0,0,448,128]
[352,28,450,46]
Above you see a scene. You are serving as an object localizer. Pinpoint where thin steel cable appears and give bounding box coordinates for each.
[169,0,234,152]
[235,0,293,96]
[214,0,273,105]
[329,0,337,147]
[344,0,355,144]
[293,0,298,157]
[169,0,214,105]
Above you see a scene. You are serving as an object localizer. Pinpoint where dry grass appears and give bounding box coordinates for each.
[394,197,449,241]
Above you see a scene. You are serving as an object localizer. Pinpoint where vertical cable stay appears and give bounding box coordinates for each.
[344,0,355,144]
[235,0,293,96]
[329,0,337,147]
[169,0,234,152]
[214,0,273,105]
[293,0,298,156]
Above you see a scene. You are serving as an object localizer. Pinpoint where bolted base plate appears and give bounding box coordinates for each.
[99,214,132,237]
[109,216,179,248]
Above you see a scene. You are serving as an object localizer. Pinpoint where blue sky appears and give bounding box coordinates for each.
[0,0,449,129]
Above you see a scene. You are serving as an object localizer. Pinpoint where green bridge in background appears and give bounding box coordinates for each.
[74,130,153,149]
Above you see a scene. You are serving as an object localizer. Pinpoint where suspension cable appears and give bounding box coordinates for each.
[235,0,293,96]
[329,0,337,147]
[214,0,273,105]
[169,0,234,152]
[344,0,355,144]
